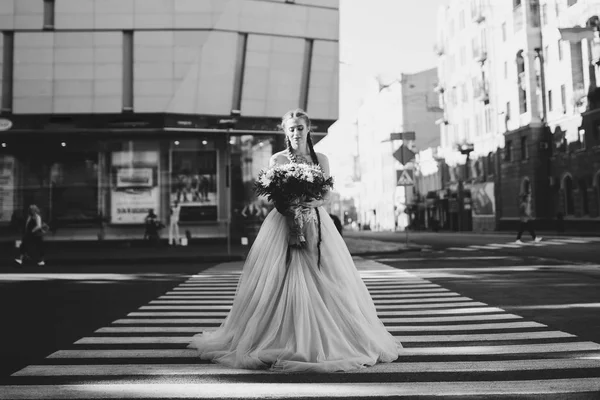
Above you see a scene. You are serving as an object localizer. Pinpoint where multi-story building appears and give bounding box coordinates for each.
[355,68,441,231]
[435,0,501,232]
[529,0,600,232]
[493,0,600,233]
[0,0,339,241]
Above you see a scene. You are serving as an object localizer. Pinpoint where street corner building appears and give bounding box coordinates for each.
[434,0,600,234]
[0,0,339,244]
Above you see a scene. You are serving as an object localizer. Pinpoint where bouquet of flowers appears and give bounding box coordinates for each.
[255,163,334,247]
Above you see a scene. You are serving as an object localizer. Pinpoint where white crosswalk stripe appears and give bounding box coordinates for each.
[3,258,600,399]
[445,237,596,253]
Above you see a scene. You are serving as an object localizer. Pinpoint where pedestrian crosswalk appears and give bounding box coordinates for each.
[2,259,600,399]
[446,237,599,252]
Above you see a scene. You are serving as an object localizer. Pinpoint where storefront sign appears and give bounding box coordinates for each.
[471,182,495,216]
[110,151,160,224]
[111,184,160,224]
[171,150,218,222]
[0,118,12,131]
[0,155,15,222]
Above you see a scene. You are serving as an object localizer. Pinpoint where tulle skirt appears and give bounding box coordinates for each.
[188,207,402,372]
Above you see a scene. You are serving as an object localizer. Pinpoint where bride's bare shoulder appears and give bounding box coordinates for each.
[269,150,289,167]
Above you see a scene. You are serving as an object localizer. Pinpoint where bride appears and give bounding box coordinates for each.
[189,109,402,372]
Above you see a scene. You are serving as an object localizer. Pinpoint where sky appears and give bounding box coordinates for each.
[339,0,449,121]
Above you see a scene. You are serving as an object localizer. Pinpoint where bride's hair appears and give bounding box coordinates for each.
[281,109,319,166]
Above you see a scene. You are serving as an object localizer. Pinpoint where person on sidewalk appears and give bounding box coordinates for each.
[169,200,181,246]
[144,209,163,244]
[15,204,47,266]
[515,193,542,244]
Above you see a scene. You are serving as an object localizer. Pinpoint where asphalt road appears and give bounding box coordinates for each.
[0,243,599,398]
[0,262,216,378]
[346,230,600,264]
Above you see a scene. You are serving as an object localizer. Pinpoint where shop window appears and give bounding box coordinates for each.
[521,177,531,196]
[521,136,529,160]
[50,152,99,224]
[579,179,589,215]
[563,175,575,215]
[0,154,16,223]
[487,152,495,176]
[504,140,512,161]
[110,149,159,224]
[171,143,218,222]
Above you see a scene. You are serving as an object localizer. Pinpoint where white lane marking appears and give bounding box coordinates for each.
[446,247,479,252]
[2,379,600,398]
[468,245,504,250]
[75,331,574,345]
[486,244,522,248]
[551,239,590,244]
[139,298,476,309]
[96,321,544,334]
[46,341,600,359]
[124,307,508,318]
[13,359,600,377]
[112,313,521,325]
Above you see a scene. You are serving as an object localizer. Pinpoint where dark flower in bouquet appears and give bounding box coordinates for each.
[254,163,334,247]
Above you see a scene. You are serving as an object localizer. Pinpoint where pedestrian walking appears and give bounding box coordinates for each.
[515,193,542,244]
[14,204,48,266]
[143,209,163,244]
[169,200,181,246]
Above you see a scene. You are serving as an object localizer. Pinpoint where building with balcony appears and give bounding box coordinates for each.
[494,0,600,233]
[0,0,339,242]
[435,0,501,232]
[535,0,600,232]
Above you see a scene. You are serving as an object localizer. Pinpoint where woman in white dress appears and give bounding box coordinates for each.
[189,109,402,372]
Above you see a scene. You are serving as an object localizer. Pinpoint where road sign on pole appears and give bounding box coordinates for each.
[393,145,415,164]
[396,169,414,186]
[390,131,416,141]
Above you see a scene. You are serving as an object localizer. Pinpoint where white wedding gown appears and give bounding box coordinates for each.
[188,206,403,372]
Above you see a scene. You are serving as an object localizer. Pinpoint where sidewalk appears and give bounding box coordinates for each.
[0,236,422,268]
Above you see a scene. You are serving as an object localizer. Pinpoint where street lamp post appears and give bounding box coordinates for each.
[458,142,474,232]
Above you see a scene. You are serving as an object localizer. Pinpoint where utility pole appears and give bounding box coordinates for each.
[388,131,416,246]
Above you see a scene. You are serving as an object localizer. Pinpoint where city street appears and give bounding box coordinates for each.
[0,233,599,399]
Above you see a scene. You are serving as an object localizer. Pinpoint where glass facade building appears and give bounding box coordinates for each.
[0,0,339,242]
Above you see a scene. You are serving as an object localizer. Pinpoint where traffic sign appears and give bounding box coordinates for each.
[390,131,416,141]
[393,145,415,164]
[396,169,414,186]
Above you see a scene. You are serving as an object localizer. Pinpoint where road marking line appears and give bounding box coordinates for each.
[47,341,600,359]
[13,359,600,377]
[446,247,478,251]
[468,245,503,250]
[111,314,522,325]
[96,321,544,334]
[3,379,600,398]
[74,330,575,345]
